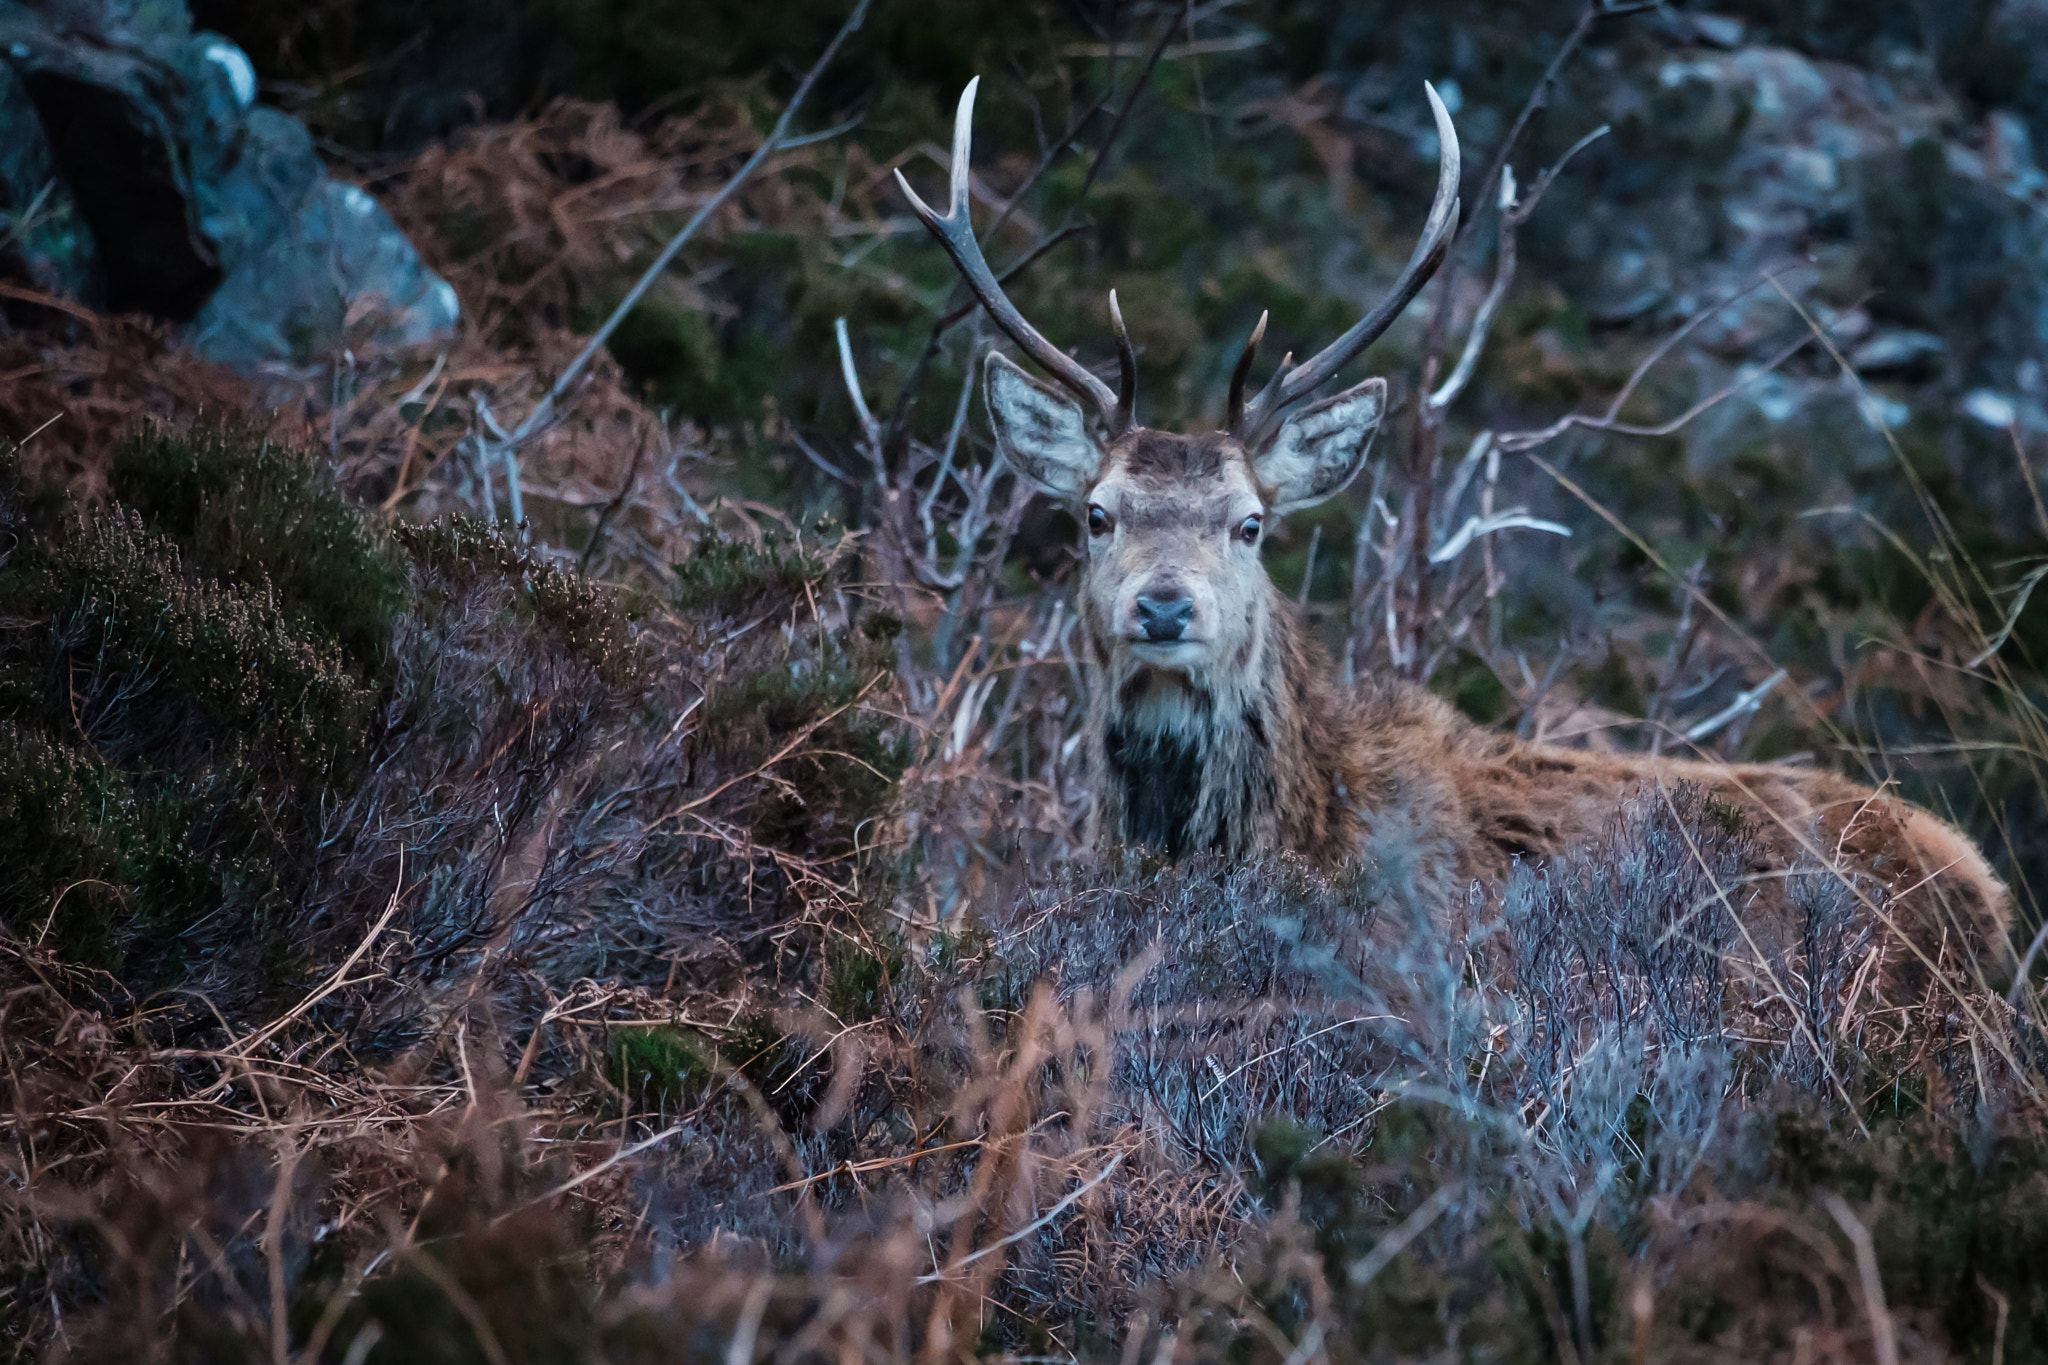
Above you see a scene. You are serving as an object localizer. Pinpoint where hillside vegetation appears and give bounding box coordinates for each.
[6,1,2048,1360]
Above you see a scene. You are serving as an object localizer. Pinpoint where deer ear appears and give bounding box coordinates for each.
[1251,377,1385,514]
[986,352,1104,498]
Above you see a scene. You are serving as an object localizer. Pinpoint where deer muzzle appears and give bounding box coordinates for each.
[1134,585,1196,643]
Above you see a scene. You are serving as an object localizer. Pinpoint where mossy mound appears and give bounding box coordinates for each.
[0,437,387,989]
[0,427,908,1021]
[0,428,653,1001]
[108,425,408,670]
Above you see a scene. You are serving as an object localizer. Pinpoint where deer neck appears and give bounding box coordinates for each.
[1093,583,1330,860]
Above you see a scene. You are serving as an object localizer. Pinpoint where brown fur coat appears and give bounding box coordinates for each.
[1088,587,2011,977]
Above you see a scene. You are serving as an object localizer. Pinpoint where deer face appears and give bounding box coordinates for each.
[896,74,1456,705]
[988,353,1388,691]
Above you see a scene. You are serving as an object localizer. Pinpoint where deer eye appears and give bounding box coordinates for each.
[1087,505,1113,537]
[1236,515,1263,545]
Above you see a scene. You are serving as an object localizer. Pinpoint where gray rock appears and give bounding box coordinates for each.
[1850,329,1946,372]
[0,0,456,368]
[188,178,461,368]
[1510,33,2048,439]
[0,4,224,316]
[0,57,98,300]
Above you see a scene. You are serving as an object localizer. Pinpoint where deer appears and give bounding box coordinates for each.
[896,79,2011,983]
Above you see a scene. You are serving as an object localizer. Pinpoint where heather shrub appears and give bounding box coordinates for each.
[1501,783,1750,1130]
[669,526,833,620]
[284,515,648,1004]
[9,506,375,780]
[393,515,644,689]
[984,852,1399,1165]
[0,722,132,966]
[0,435,667,1005]
[109,424,408,670]
[668,526,911,857]
[0,724,284,982]
[7,413,2041,1359]
[0,452,379,988]
[11,823,2048,1364]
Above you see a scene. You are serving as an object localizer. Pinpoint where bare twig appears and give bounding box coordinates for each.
[226,857,405,1060]
[1428,125,1609,414]
[1458,2,1656,260]
[486,0,873,472]
[1681,669,1786,744]
[1821,1193,1900,1365]
[580,427,652,572]
[1496,270,1824,454]
[915,1151,1127,1283]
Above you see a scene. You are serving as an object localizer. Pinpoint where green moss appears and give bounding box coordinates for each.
[340,1196,595,1365]
[536,0,1050,113]
[823,935,902,1023]
[670,527,909,856]
[1749,1111,2048,1358]
[605,1015,804,1115]
[608,1025,714,1110]
[1702,793,1747,837]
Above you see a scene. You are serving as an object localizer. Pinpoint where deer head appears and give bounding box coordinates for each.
[898,79,1460,710]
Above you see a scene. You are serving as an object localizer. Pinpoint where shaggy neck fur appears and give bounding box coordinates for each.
[1079,557,2013,992]
[1088,581,1351,863]
[1078,536,2012,998]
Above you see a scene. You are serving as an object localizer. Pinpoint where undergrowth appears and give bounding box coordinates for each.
[0,416,2043,1362]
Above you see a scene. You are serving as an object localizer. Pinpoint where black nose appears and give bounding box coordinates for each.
[1134,587,1195,642]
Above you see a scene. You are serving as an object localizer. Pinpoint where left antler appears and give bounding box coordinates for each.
[1232,85,1462,448]
[897,78,1136,436]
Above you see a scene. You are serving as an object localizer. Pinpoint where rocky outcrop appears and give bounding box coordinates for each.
[1545,36,2048,436]
[0,0,456,370]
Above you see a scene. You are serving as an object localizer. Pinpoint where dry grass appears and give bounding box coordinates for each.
[0,305,268,505]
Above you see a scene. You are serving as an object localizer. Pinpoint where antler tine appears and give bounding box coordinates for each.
[1240,83,1462,448]
[1108,289,1136,435]
[895,79,1121,425]
[1224,310,1268,436]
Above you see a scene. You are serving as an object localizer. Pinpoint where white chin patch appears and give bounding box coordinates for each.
[1119,665,1209,739]
[1128,642,1204,672]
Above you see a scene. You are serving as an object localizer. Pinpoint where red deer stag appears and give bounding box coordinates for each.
[897,80,2010,975]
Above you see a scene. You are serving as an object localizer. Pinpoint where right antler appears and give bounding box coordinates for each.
[897,79,1135,436]
[1231,84,1463,449]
